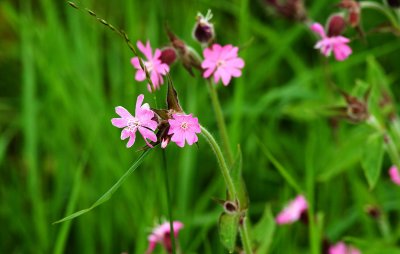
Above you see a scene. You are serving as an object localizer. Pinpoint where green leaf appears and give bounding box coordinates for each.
[53,149,152,224]
[218,212,240,253]
[252,205,275,254]
[361,133,384,189]
[230,145,249,210]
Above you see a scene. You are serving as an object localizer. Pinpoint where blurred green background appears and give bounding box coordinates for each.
[1,0,400,253]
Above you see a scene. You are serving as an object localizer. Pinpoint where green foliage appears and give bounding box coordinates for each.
[1,0,400,253]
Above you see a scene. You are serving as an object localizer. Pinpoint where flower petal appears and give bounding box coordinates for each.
[115,106,133,119]
[111,118,127,128]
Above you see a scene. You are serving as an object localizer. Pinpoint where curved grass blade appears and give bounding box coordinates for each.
[255,137,303,194]
[53,149,152,224]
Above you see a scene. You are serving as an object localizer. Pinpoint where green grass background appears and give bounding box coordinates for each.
[1,0,400,253]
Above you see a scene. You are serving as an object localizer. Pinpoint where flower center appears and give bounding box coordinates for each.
[216,60,225,67]
[180,122,188,130]
[127,118,141,131]
[145,61,154,73]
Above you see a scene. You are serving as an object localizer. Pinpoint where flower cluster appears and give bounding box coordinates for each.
[111,92,201,149]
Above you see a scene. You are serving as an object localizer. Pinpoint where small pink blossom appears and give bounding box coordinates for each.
[329,242,361,254]
[146,221,184,254]
[168,114,201,147]
[111,94,158,148]
[389,165,400,185]
[131,40,170,92]
[310,22,352,61]
[276,195,308,224]
[201,44,245,86]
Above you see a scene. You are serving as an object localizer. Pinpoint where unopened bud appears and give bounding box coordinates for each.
[339,0,361,27]
[265,0,307,22]
[388,0,400,8]
[160,47,177,66]
[327,14,346,36]
[193,10,215,46]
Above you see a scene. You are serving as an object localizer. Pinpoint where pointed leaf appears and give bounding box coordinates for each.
[230,145,249,210]
[361,133,384,189]
[253,205,275,254]
[219,212,239,253]
[166,74,183,112]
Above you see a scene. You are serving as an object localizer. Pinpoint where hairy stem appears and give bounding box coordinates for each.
[206,80,235,166]
[239,216,253,254]
[200,126,236,200]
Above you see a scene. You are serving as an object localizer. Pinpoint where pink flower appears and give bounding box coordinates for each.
[111,94,158,148]
[276,195,308,224]
[329,242,361,254]
[201,44,245,86]
[146,221,184,254]
[310,22,352,61]
[168,114,201,147]
[389,165,400,185]
[131,40,170,92]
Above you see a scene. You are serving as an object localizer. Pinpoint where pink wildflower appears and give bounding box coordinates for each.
[389,165,400,185]
[310,22,352,61]
[146,221,184,254]
[201,44,245,86]
[276,195,308,224]
[329,242,361,254]
[131,40,170,92]
[168,114,201,147]
[111,94,158,148]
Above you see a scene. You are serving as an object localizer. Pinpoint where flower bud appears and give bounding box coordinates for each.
[339,0,361,27]
[166,26,202,76]
[265,0,307,22]
[388,0,400,8]
[160,47,177,66]
[327,14,346,36]
[193,10,215,46]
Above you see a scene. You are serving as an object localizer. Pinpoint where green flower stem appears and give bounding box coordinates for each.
[206,80,235,166]
[200,126,253,253]
[162,151,176,254]
[361,1,400,30]
[200,126,236,200]
[239,216,253,254]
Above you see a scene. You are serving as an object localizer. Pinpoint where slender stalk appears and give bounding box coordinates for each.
[200,126,236,200]
[206,80,235,166]
[239,216,253,254]
[361,1,400,29]
[162,151,176,254]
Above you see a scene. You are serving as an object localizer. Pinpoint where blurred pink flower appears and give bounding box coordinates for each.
[168,113,201,147]
[389,165,400,185]
[329,242,361,254]
[310,22,352,61]
[146,221,184,254]
[111,94,157,148]
[202,44,245,86]
[276,195,308,224]
[131,40,170,92]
